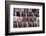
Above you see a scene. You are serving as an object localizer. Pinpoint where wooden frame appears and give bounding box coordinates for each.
[5,1,45,35]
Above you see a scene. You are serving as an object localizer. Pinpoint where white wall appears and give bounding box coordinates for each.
[0,0,46,36]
